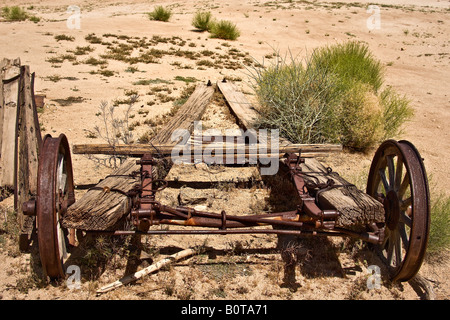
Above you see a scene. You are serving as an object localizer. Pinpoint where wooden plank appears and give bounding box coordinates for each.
[72,143,342,156]
[62,159,145,230]
[16,65,41,235]
[0,59,21,188]
[97,248,196,294]
[217,80,259,131]
[151,83,215,146]
[63,83,214,231]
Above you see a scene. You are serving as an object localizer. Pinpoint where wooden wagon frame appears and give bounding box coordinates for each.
[1,59,430,285]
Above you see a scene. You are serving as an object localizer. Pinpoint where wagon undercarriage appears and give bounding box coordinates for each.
[1,65,429,287]
[24,133,430,284]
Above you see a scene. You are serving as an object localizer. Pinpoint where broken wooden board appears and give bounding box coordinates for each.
[151,83,215,146]
[63,83,215,231]
[217,80,259,132]
[299,158,385,230]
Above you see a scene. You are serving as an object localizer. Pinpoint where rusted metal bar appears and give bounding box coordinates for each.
[284,153,339,224]
[90,228,381,243]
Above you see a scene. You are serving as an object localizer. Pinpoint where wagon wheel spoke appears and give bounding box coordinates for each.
[399,210,412,228]
[394,230,403,266]
[398,222,409,248]
[400,197,412,211]
[387,155,396,190]
[394,157,403,192]
[398,173,410,199]
[379,168,390,193]
[367,140,430,282]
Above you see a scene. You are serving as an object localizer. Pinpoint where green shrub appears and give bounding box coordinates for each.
[1,6,39,22]
[252,55,342,144]
[428,194,450,255]
[148,6,172,22]
[251,42,413,150]
[339,82,385,150]
[310,41,384,93]
[2,6,28,21]
[192,11,213,31]
[210,20,240,40]
[379,87,413,139]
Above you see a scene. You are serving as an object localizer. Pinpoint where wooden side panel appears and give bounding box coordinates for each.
[217,80,259,131]
[16,66,41,229]
[0,59,21,188]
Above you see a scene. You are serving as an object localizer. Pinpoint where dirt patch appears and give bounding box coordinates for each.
[0,0,449,301]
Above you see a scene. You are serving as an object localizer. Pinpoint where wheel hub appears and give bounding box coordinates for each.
[384,190,400,231]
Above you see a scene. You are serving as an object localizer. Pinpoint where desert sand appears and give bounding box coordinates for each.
[0,0,448,301]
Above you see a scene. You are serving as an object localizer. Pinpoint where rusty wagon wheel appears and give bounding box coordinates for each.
[36,134,75,279]
[367,140,430,282]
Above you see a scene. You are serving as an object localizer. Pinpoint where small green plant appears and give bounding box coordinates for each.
[148,6,172,22]
[85,33,102,44]
[84,57,108,66]
[71,45,94,55]
[209,20,240,40]
[1,6,30,21]
[54,34,75,42]
[427,193,450,256]
[192,11,213,31]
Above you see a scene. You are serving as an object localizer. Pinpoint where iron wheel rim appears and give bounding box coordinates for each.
[36,134,75,279]
[367,140,430,282]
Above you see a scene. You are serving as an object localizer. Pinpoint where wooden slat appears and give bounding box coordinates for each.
[72,142,342,156]
[0,58,21,188]
[151,83,214,146]
[16,66,41,234]
[63,83,214,230]
[217,80,259,142]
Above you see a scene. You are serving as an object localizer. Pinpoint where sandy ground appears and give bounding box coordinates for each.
[0,0,448,301]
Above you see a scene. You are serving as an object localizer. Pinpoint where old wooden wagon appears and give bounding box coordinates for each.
[1,59,430,285]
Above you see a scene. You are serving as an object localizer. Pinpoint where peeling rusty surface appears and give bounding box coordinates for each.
[36,134,75,279]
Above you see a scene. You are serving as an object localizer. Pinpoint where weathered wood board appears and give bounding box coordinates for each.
[16,66,41,231]
[300,158,385,230]
[217,80,259,131]
[151,83,215,146]
[72,142,342,157]
[0,58,21,188]
[0,59,41,247]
